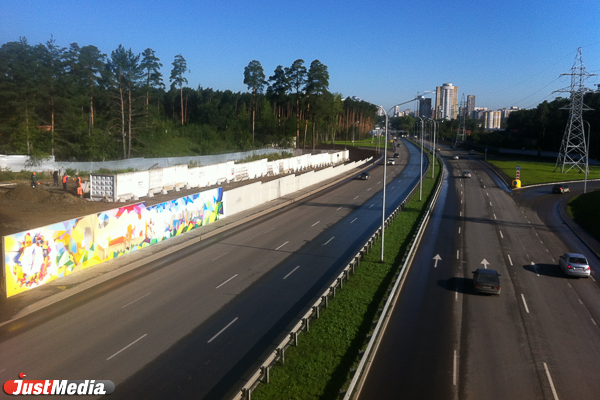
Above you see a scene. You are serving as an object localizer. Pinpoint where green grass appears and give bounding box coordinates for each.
[568,189,600,243]
[487,159,600,186]
[332,138,395,149]
[251,157,441,400]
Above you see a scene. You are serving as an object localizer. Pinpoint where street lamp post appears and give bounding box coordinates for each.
[376,98,419,262]
[417,117,424,201]
[584,120,591,194]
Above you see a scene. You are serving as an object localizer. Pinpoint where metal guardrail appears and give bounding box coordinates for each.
[231,148,440,400]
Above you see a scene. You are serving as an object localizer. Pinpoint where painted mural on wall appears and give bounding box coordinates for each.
[3,188,223,298]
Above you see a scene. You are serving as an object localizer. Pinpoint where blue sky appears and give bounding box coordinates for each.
[1,0,599,112]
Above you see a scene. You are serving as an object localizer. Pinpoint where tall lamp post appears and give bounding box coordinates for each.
[377,98,418,262]
[427,118,438,179]
[417,117,424,201]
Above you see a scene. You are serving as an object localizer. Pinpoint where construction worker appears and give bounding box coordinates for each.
[62,173,68,191]
[76,176,83,198]
[31,172,38,188]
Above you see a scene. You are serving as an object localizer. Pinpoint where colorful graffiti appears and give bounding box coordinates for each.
[3,188,223,298]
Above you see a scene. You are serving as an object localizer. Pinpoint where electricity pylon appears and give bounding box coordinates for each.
[554,47,596,173]
[455,94,467,148]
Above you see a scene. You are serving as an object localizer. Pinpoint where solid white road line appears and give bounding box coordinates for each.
[311,221,320,227]
[121,292,152,309]
[107,334,147,360]
[521,294,530,313]
[578,298,583,305]
[544,363,560,400]
[323,237,335,246]
[275,241,289,250]
[212,251,230,261]
[592,318,597,326]
[207,317,238,343]
[283,266,301,280]
[216,274,238,289]
[499,230,504,238]
[590,275,596,282]
[351,218,358,224]
[453,350,458,386]
[508,254,513,266]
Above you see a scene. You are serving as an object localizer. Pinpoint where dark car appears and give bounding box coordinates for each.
[358,172,370,180]
[393,153,400,158]
[552,184,570,194]
[472,268,501,295]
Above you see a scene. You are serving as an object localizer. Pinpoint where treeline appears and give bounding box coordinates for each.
[0,37,378,162]
[466,94,600,158]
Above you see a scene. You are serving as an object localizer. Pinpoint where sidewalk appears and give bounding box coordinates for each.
[0,161,375,326]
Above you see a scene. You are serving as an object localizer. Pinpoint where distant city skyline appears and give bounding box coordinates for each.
[1,0,598,113]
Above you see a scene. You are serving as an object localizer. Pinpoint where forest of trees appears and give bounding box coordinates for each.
[0,37,378,162]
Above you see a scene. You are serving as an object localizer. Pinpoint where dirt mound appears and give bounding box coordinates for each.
[2,184,52,203]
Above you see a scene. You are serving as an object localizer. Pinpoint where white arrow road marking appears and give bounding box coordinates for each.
[481,259,490,269]
[433,254,442,268]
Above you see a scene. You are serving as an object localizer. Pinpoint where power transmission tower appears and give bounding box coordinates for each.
[554,47,597,173]
[455,94,467,148]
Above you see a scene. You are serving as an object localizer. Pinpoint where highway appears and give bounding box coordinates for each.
[0,140,428,399]
[358,148,600,400]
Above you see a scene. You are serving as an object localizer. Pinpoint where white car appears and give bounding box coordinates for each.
[558,253,591,278]
[453,155,459,160]
[388,158,395,165]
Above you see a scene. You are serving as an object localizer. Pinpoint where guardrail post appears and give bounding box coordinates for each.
[278,348,285,364]
[262,366,270,384]
[323,294,328,308]
[243,387,251,400]
[333,286,336,298]
[314,305,319,319]
[339,277,343,289]
[304,317,310,332]
[293,331,298,346]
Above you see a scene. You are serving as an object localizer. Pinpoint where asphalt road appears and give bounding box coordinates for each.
[0,139,429,399]
[358,148,600,400]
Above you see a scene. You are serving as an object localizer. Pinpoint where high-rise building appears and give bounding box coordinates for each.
[435,83,459,120]
[467,95,476,118]
[418,97,432,118]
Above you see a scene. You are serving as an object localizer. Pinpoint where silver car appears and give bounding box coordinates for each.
[558,253,591,277]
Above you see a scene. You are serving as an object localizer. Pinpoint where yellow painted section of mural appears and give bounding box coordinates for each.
[2,188,224,298]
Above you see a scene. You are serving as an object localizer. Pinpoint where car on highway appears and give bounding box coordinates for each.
[552,184,570,194]
[462,171,472,178]
[358,171,370,180]
[453,155,459,160]
[472,268,501,295]
[469,150,476,155]
[393,153,400,158]
[388,158,395,165]
[558,253,591,277]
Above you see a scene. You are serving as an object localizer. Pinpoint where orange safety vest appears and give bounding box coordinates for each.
[62,175,67,184]
[77,177,82,187]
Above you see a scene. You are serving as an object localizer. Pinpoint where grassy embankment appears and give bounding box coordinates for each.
[251,156,441,400]
[486,159,600,246]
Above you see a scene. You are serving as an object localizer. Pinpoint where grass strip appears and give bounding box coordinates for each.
[567,189,600,243]
[251,158,441,400]
[487,159,600,186]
